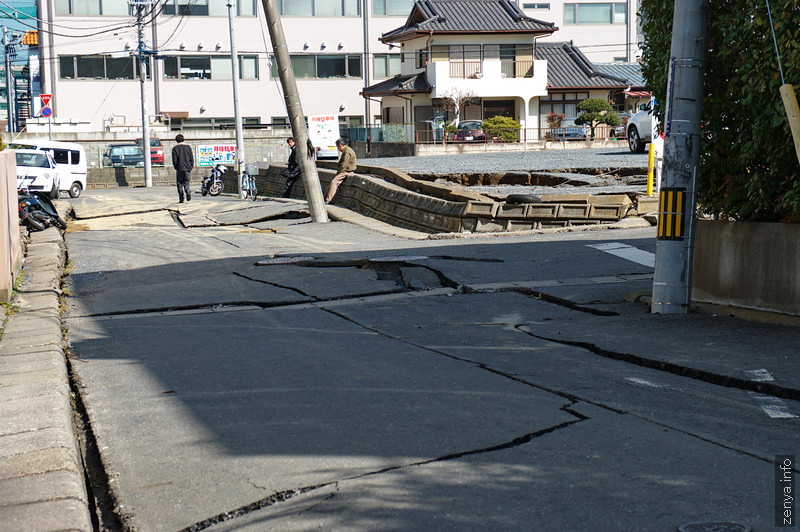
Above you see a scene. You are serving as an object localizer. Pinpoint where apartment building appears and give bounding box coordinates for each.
[31,0,641,132]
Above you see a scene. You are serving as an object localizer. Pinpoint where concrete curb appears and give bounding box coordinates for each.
[0,228,93,532]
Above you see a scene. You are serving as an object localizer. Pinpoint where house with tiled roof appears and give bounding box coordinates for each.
[362,0,634,140]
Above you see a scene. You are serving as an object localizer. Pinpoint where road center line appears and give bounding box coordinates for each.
[587,242,655,268]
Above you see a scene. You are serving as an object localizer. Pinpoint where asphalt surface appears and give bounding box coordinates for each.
[53,187,800,531]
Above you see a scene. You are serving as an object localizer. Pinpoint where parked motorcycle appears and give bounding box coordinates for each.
[18,188,67,232]
[200,163,226,196]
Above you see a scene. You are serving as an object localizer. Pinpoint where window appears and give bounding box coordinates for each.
[539,92,589,125]
[373,54,401,79]
[162,55,258,80]
[373,0,413,16]
[564,3,626,24]
[270,55,362,79]
[522,2,550,8]
[163,0,209,15]
[56,0,129,15]
[276,0,359,16]
[59,55,143,80]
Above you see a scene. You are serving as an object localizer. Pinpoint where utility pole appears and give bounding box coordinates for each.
[133,0,153,187]
[3,26,16,133]
[650,0,709,314]
[261,0,328,223]
[227,0,245,199]
[362,0,370,129]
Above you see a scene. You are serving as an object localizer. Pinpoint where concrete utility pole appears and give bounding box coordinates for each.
[260,0,328,223]
[651,0,709,314]
[134,0,153,187]
[362,0,370,128]
[3,26,16,133]
[227,0,246,199]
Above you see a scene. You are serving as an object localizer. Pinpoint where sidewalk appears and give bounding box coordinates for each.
[0,227,93,532]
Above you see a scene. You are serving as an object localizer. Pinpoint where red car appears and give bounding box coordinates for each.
[136,137,164,166]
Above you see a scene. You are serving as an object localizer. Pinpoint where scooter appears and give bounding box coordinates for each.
[200,163,226,196]
[18,186,67,232]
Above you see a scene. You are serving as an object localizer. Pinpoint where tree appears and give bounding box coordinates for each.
[639,0,800,222]
[574,98,621,139]
[438,88,479,127]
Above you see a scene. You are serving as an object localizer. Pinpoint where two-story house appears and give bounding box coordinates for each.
[362,0,629,140]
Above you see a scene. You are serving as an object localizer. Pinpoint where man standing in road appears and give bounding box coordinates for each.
[280,137,301,198]
[172,134,194,203]
[324,138,357,204]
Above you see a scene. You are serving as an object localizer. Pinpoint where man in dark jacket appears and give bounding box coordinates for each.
[280,137,301,198]
[171,134,194,203]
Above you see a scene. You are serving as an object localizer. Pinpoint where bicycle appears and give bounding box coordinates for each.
[240,164,258,201]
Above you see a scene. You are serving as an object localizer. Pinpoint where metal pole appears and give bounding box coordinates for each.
[260,0,328,223]
[227,0,245,199]
[651,0,709,314]
[137,2,153,187]
[362,0,370,130]
[3,26,15,133]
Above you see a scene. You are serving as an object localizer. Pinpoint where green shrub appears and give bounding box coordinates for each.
[640,0,800,222]
[482,115,521,141]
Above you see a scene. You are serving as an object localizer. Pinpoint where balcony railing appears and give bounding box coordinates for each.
[449,61,482,79]
[500,60,533,78]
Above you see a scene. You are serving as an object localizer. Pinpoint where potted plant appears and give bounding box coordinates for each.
[546,112,565,129]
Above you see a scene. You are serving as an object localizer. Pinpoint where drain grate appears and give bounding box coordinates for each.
[368,255,430,263]
[678,522,751,532]
[256,256,316,265]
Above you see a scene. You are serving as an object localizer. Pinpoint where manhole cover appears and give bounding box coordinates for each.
[256,256,316,265]
[368,255,430,263]
[678,522,751,532]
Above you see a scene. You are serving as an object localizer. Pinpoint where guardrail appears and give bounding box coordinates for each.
[412,126,628,144]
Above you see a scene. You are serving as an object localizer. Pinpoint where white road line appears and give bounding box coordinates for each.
[625,377,669,389]
[586,242,655,268]
[745,368,798,419]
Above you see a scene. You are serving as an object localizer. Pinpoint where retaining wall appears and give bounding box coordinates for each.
[692,220,800,316]
[0,151,22,302]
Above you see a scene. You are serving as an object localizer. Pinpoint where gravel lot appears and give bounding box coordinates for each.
[361,147,653,198]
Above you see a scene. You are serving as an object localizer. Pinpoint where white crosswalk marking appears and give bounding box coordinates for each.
[587,242,655,268]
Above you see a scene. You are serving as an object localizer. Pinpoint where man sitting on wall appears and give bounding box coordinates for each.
[324,139,357,204]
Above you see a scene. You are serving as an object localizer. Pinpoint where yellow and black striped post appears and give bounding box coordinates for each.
[657,187,686,240]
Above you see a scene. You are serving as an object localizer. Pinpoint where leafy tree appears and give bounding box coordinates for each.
[482,116,521,141]
[639,0,800,222]
[574,98,621,139]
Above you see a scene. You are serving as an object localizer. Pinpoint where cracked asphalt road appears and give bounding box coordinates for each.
[60,187,799,531]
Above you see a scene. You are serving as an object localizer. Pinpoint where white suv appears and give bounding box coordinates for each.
[627,100,656,153]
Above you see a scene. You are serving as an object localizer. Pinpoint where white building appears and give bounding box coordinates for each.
[31,0,641,132]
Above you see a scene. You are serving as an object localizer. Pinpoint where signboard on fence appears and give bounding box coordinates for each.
[198,144,237,167]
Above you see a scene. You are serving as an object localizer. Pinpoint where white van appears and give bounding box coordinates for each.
[7,140,87,197]
[15,149,69,199]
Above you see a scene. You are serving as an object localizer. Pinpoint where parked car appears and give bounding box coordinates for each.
[8,140,87,197]
[15,149,71,199]
[103,144,145,167]
[627,100,656,153]
[135,137,165,165]
[454,120,486,141]
[550,118,589,140]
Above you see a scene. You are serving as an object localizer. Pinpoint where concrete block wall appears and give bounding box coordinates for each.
[253,161,639,235]
[692,220,800,316]
[1,151,22,302]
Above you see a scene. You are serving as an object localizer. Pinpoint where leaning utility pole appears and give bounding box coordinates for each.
[227,0,246,199]
[260,0,328,223]
[133,0,153,187]
[651,0,709,314]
